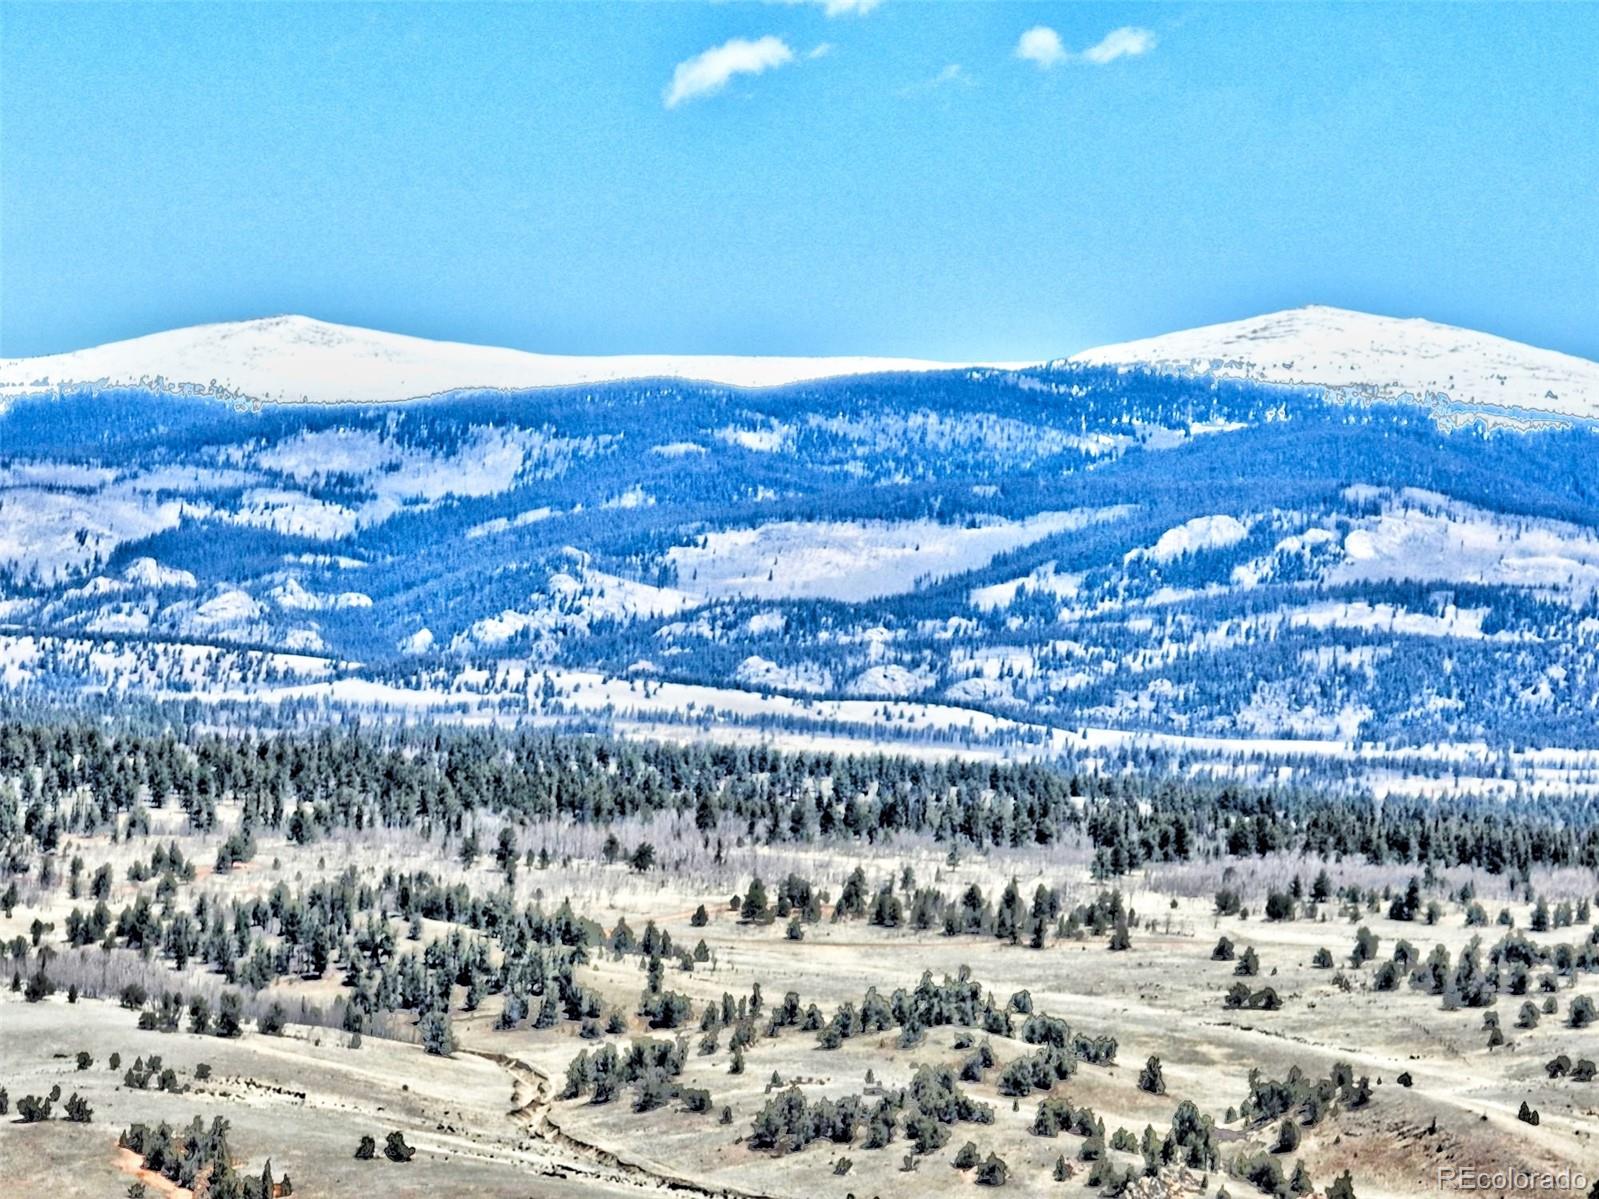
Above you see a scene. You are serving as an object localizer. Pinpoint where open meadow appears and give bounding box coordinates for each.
[4,728,1596,1198]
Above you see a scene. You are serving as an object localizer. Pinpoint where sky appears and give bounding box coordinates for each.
[2,1,1597,363]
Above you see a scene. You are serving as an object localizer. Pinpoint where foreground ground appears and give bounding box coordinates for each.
[4,808,1597,1198]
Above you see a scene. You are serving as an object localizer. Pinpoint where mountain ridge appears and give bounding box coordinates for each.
[7,304,1598,418]
[3,340,1599,785]
[0,313,1008,403]
[1067,304,1599,420]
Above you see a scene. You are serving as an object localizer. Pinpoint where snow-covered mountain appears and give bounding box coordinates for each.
[7,305,1599,787]
[0,314,994,405]
[1070,305,1599,420]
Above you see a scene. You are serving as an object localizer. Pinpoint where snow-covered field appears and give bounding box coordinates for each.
[667,507,1131,602]
[1329,487,1599,597]
[0,485,192,580]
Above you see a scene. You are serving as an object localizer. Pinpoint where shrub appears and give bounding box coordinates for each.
[975,1153,1009,1186]
[215,992,244,1038]
[1265,891,1295,922]
[1570,996,1596,1028]
[259,1002,287,1036]
[1137,1056,1166,1095]
[1274,1118,1300,1153]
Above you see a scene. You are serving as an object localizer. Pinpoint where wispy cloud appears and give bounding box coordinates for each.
[1015,24,1156,70]
[1015,26,1067,69]
[772,0,883,14]
[807,42,835,60]
[898,63,973,98]
[663,36,795,109]
[817,0,883,15]
[1081,26,1157,65]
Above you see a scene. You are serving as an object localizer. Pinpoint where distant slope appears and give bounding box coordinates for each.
[1069,305,1599,420]
[0,314,997,404]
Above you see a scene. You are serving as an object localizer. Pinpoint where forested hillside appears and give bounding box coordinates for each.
[5,361,1599,777]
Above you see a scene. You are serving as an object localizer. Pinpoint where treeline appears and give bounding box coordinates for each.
[6,721,1599,876]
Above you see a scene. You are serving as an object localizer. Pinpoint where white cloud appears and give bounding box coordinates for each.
[896,63,972,98]
[1015,25,1067,69]
[664,36,796,109]
[807,42,835,60]
[1015,23,1157,70]
[774,0,882,14]
[1081,26,1157,65]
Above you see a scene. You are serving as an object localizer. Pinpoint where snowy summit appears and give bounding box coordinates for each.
[0,314,993,405]
[1069,305,1599,420]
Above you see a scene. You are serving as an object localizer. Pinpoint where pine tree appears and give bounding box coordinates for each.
[1137,1056,1166,1095]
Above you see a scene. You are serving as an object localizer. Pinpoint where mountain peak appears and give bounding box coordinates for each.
[0,316,990,404]
[1070,306,1599,419]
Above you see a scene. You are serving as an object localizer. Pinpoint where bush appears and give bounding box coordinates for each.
[1274,1117,1300,1152]
[23,967,54,1003]
[215,992,244,1038]
[1137,1056,1166,1095]
[420,1009,456,1056]
[384,1131,416,1162]
[258,1002,286,1036]
[975,1153,1010,1186]
[355,1134,376,1160]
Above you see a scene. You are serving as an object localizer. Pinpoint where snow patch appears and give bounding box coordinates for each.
[1138,515,1249,563]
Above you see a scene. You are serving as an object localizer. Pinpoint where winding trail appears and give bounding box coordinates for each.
[462,1048,768,1199]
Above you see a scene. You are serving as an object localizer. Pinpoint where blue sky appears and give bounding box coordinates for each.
[3,2,1596,361]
